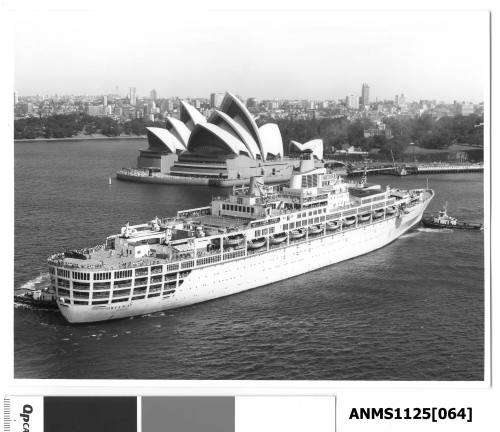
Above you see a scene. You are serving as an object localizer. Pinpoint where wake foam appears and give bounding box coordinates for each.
[16,273,50,292]
[416,227,452,233]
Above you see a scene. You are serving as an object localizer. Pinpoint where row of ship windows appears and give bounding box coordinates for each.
[284,208,327,222]
[71,289,176,306]
[53,264,169,281]
[254,227,275,237]
[222,203,256,214]
[58,284,177,299]
[55,271,189,289]
[223,249,246,260]
[282,216,326,230]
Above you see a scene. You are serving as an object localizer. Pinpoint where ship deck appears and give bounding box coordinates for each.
[63,249,167,270]
[198,214,251,229]
[50,189,430,273]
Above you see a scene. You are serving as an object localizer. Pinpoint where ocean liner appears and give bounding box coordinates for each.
[48,157,434,323]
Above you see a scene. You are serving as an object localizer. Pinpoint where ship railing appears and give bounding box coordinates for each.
[150,268,162,274]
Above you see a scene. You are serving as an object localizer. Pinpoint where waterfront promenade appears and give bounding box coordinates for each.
[346,162,484,177]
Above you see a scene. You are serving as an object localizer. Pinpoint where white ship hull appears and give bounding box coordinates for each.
[59,199,430,324]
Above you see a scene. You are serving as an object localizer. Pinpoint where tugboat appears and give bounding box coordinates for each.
[14,287,58,309]
[421,204,482,231]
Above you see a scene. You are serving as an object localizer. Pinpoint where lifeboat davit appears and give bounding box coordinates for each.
[290,228,306,240]
[326,220,341,231]
[343,215,356,227]
[308,225,323,235]
[386,206,397,215]
[247,237,266,250]
[372,208,385,219]
[270,232,287,244]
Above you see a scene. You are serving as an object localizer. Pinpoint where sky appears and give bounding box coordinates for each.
[13,8,489,102]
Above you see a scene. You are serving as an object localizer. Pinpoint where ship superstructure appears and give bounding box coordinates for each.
[48,156,434,323]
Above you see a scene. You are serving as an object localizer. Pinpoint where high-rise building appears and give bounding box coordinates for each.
[395,93,406,106]
[129,87,137,105]
[103,95,108,106]
[346,95,359,110]
[210,92,225,108]
[14,91,18,105]
[246,98,257,109]
[361,83,370,106]
[150,89,158,101]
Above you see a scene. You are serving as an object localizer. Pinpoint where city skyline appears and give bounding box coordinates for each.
[13,10,488,103]
[11,87,483,105]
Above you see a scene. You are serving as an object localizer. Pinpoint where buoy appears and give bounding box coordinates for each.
[108,177,112,185]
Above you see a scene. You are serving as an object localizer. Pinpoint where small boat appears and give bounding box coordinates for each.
[343,215,356,227]
[385,206,397,215]
[308,225,323,235]
[224,234,244,246]
[270,232,287,244]
[14,288,58,309]
[372,208,385,219]
[326,220,341,231]
[357,212,371,222]
[290,228,306,240]
[421,205,482,231]
[247,237,266,249]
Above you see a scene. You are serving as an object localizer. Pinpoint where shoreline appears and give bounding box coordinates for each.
[14,135,147,142]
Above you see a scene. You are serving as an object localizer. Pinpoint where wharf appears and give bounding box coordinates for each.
[116,169,291,187]
[346,162,483,177]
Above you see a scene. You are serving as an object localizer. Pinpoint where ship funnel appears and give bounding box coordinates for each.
[248,176,265,196]
[299,153,314,173]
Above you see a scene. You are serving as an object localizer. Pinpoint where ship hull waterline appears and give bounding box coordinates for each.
[58,195,432,324]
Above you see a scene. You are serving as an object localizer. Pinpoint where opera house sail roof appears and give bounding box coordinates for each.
[145,92,285,161]
[145,127,186,153]
[126,92,319,185]
[165,117,191,147]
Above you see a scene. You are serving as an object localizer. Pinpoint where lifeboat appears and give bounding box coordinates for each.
[372,208,385,219]
[357,212,371,222]
[247,237,266,250]
[386,206,397,215]
[326,220,341,231]
[224,234,244,246]
[270,232,287,244]
[342,215,356,227]
[308,225,323,235]
[290,228,306,240]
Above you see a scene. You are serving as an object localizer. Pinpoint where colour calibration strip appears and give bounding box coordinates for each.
[4,395,336,432]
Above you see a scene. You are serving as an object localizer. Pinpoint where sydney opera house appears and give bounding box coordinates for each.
[121,92,323,185]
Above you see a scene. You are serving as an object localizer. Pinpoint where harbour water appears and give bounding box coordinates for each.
[14,139,484,380]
